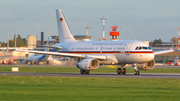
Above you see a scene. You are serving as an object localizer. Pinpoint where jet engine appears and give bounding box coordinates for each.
[136,60,155,70]
[76,58,99,70]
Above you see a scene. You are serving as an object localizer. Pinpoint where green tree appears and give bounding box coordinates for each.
[22,38,27,46]
[1,42,6,47]
[9,40,15,47]
[16,34,23,47]
[171,37,178,44]
[153,38,162,46]
[13,34,16,47]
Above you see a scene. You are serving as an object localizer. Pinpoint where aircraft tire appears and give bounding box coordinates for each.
[134,70,140,75]
[117,68,122,74]
[85,70,90,74]
[80,69,85,74]
[134,70,137,75]
[122,68,126,75]
[137,70,140,75]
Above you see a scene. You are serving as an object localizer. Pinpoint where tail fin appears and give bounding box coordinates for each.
[45,36,49,52]
[56,9,76,43]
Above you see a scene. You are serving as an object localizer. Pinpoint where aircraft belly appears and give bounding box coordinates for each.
[132,54,154,63]
[115,54,134,64]
[114,54,154,64]
[92,54,119,65]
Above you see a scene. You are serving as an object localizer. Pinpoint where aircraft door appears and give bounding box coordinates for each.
[125,43,132,55]
[64,43,71,53]
[100,46,103,53]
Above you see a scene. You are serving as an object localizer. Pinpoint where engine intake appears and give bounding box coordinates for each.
[137,60,155,70]
[76,58,99,70]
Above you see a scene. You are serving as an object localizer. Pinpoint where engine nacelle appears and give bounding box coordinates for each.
[76,58,99,70]
[136,60,155,70]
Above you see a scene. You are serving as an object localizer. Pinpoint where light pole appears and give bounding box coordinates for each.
[15,29,16,49]
[100,16,106,40]
[7,29,9,48]
[176,27,180,50]
[85,26,91,39]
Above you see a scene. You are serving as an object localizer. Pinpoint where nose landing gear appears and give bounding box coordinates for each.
[133,63,140,75]
[134,70,140,75]
[80,69,90,74]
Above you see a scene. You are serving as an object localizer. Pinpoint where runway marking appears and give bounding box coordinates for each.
[0,72,180,79]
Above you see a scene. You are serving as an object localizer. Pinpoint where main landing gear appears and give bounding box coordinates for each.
[117,64,126,75]
[134,70,140,75]
[80,69,90,74]
[133,63,140,75]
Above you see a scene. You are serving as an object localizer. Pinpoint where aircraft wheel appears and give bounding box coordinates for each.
[80,69,85,74]
[134,70,140,75]
[134,70,137,75]
[85,70,90,74]
[117,68,122,74]
[137,70,140,75]
[122,68,126,75]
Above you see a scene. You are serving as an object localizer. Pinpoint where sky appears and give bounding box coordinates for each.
[1,0,180,42]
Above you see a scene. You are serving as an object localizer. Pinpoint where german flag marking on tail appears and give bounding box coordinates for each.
[60,18,63,22]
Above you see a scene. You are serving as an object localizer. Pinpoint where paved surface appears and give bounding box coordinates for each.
[0,72,180,79]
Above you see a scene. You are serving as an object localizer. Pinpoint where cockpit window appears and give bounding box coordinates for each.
[148,47,151,50]
[135,47,139,50]
[135,46,151,50]
[143,47,148,49]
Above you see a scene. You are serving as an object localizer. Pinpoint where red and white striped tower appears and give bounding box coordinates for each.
[176,27,180,50]
[85,26,91,39]
[100,16,106,40]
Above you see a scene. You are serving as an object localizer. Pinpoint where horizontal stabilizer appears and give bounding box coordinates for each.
[28,44,62,49]
[154,47,174,55]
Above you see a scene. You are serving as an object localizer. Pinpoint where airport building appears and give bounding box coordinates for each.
[0,30,179,64]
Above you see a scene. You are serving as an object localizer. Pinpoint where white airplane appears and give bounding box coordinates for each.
[22,54,48,64]
[22,37,50,64]
[17,9,174,75]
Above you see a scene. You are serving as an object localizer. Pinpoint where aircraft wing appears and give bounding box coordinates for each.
[28,44,63,49]
[16,49,107,60]
[154,48,174,55]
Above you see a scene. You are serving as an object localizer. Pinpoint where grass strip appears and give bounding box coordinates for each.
[0,76,180,101]
[0,66,180,73]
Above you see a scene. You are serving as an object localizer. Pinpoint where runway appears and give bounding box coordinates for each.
[0,72,180,79]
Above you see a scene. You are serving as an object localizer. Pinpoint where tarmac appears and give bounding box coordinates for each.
[0,72,180,79]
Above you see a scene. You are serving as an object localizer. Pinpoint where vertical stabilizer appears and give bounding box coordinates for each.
[45,37,49,52]
[56,9,76,43]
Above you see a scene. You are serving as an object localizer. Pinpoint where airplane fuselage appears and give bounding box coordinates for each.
[53,40,154,65]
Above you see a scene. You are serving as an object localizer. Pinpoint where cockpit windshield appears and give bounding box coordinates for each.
[135,46,151,50]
